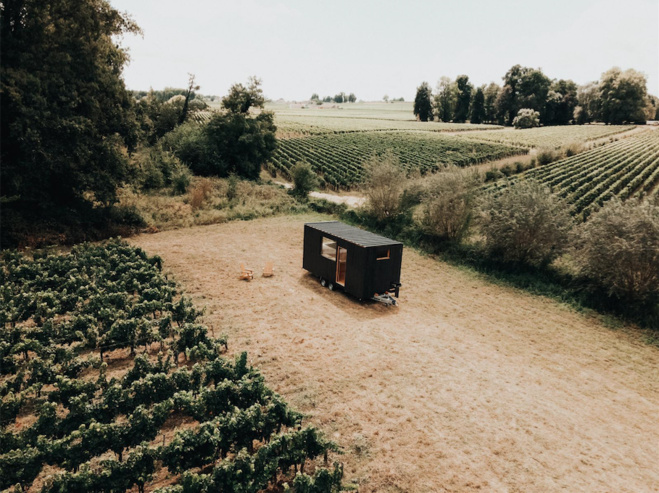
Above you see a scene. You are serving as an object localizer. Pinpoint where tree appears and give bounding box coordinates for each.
[434,77,456,122]
[222,76,265,114]
[574,81,600,124]
[470,87,486,124]
[544,79,578,125]
[179,74,200,125]
[599,67,649,124]
[413,82,433,122]
[498,65,551,125]
[168,78,277,180]
[290,162,318,200]
[1,0,140,222]
[512,108,540,128]
[453,75,473,123]
[383,95,390,103]
[310,93,320,101]
[483,83,501,123]
[348,93,357,103]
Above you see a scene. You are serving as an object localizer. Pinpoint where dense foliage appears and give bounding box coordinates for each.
[0,241,342,492]
[512,109,540,129]
[165,79,277,180]
[1,0,140,240]
[413,82,434,122]
[575,197,659,305]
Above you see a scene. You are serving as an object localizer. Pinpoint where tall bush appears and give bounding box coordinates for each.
[362,151,406,221]
[290,161,318,200]
[574,197,659,304]
[419,167,480,242]
[512,108,540,129]
[478,180,574,266]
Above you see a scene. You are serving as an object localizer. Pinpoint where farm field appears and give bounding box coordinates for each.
[0,241,340,492]
[459,124,634,149]
[272,132,525,188]
[132,214,659,493]
[488,129,659,217]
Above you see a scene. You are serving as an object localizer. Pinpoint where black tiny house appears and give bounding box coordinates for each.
[303,221,403,302]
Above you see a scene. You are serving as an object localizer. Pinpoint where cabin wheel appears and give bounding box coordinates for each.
[320,278,327,287]
[328,282,335,291]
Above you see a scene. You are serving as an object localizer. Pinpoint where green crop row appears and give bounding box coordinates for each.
[272,131,525,189]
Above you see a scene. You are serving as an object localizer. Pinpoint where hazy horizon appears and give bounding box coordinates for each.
[109,0,659,101]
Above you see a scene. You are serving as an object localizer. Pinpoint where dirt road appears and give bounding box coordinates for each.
[131,214,659,492]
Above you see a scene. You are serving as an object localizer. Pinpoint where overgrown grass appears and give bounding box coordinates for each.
[119,176,307,231]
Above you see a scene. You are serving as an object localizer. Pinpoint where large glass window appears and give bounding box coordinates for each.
[321,237,337,260]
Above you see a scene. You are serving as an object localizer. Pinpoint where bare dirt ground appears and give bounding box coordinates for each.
[131,214,659,493]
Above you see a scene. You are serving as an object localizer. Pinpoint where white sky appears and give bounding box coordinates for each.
[109,0,659,101]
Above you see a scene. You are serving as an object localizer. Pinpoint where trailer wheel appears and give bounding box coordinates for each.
[328,282,334,291]
[320,278,327,287]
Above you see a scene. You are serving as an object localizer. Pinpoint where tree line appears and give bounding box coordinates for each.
[310,92,357,104]
[414,65,659,126]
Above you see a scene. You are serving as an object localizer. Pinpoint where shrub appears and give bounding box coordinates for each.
[362,151,406,221]
[290,161,319,200]
[189,179,213,210]
[574,197,659,304]
[171,165,192,195]
[536,148,559,165]
[512,108,540,129]
[478,180,574,266]
[563,141,585,157]
[162,122,207,170]
[419,167,480,242]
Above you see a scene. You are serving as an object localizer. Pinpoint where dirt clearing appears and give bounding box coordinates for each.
[131,214,659,492]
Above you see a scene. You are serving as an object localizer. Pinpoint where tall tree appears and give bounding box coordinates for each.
[470,87,486,124]
[178,74,200,125]
[454,75,473,123]
[434,77,456,122]
[544,79,578,125]
[414,82,433,122]
[574,81,600,124]
[483,83,501,124]
[599,67,649,124]
[1,0,140,215]
[498,65,551,125]
[222,76,265,114]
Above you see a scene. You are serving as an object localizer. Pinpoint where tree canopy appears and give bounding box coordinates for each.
[414,82,433,122]
[1,0,140,215]
[599,68,649,124]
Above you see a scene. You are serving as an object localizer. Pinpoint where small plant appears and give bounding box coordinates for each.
[226,174,239,202]
[171,165,192,195]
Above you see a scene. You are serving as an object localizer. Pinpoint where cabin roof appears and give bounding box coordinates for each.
[305,221,403,248]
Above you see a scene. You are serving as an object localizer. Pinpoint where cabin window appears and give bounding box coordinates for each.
[321,237,337,260]
[377,248,390,260]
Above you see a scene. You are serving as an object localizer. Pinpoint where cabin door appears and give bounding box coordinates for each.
[336,247,347,286]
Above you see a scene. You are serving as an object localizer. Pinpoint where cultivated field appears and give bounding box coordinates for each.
[488,129,659,217]
[132,215,659,493]
[273,132,524,188]
[459,124,633,149]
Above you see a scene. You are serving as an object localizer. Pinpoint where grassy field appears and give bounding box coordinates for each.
[487,129,659,217]
[132,214,659,493]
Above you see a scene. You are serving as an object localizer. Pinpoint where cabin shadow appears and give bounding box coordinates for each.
[297,272,396,320]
